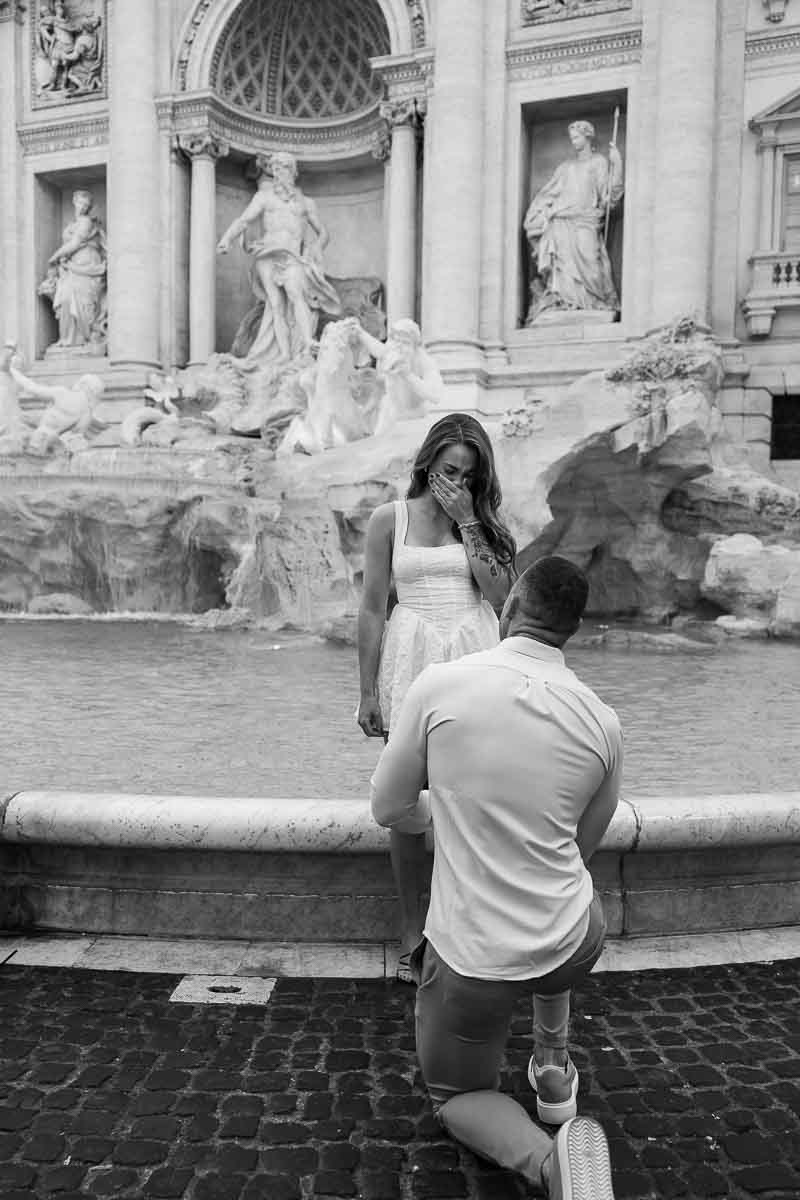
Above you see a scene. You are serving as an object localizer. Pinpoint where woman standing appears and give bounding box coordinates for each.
[357,413,516,981]
[38,189,107,352]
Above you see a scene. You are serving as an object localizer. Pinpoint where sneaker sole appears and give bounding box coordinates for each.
[555,1117,615,1200]
[528,1056,579,1125]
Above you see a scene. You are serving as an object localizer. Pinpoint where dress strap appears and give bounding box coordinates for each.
[391,499,408,569]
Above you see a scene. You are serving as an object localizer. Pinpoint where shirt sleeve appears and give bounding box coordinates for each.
[370,668,433,834]
[576,711,624,860]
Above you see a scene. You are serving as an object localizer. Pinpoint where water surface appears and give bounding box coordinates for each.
[1,619,797,799]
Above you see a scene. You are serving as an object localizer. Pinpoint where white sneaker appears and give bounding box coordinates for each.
[528,1054,579,1125]
[547,1116,615,1200]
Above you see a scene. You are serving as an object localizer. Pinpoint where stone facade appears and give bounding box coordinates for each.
[0,0,799,482]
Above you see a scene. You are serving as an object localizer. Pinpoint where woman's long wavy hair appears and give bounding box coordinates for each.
[406,414,517,570]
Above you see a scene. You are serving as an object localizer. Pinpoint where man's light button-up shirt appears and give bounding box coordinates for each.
[370,636,623,981]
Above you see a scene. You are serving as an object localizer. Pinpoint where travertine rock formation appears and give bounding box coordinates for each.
[1,324,798,634]
[701,534,800,637]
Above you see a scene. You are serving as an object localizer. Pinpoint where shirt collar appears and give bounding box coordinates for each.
[499,635,566,665]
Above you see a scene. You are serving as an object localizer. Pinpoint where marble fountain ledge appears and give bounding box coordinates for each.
[1,789,799,855]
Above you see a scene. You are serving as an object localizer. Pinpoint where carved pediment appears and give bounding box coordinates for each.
[750,85,800,132]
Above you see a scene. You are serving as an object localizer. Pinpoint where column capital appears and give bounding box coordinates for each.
[374,97,426,161]
[380,96,426,128]
[178,133,229,162]
[0,1,26,23]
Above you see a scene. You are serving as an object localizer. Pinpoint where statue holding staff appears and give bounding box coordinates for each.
[523,116,624,324]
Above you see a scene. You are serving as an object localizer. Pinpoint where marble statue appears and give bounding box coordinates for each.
[231,274,386,360]
[63,15,103,94]
[8,365,104,454]
[355,318,445,435]
[523,119,623,325]
[38,188,107,355]
[277,319,380,455]
[216,152,342,369]
[35,2,104,97]
[0,343,26,441]
[276,316,445,455]
[120,371,183,446]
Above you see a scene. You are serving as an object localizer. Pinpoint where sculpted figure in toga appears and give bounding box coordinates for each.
[523,119,623,324]
[38,188,107,352]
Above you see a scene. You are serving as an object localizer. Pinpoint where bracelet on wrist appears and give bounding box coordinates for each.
[458,519,481,530]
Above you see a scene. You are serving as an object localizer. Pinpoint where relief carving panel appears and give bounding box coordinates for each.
[522,0,632,24]
[31,0,106,107]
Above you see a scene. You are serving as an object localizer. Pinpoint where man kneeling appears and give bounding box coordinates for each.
[371,556,622,1198]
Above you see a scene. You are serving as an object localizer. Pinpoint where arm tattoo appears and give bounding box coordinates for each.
[462,523,499,578]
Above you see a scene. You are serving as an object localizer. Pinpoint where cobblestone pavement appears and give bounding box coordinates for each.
[0,958,799,1199]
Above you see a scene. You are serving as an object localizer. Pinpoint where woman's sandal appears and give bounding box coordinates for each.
[396,951,416,985]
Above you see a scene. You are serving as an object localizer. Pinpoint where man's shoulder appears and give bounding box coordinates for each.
[567,672,623,741]
[418,646,505,687]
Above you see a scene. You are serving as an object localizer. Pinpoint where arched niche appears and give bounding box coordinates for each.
[174,0,428,96]
[169,0,430,358]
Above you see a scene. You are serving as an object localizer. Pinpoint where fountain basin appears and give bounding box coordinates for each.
[1,790,798,943]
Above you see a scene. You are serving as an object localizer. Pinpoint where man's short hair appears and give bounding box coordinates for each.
[512,556,589,631]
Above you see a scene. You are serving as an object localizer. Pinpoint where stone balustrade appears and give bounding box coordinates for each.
[742,251,800,336]
[1,790,798,943]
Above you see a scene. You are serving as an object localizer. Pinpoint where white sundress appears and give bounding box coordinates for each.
[377,500,500,731]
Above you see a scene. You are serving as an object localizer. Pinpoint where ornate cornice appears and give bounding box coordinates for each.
[372,49,434,103]
[17,113,108,155]
[0,1,26,24]
[156,91,386,160]
[745,28,800,60]
[506,28,641,79]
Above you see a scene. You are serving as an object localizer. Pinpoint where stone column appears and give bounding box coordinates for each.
[0,2,23,344]
[478,0,508,361]
[758,130,779,251]
[107,0,161,369]
[651,0,718,328]
[179,135,228,366]
[422,0,484,361]
[380,99,423,326]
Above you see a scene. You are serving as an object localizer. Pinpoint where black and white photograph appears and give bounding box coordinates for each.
[0,2,799,1198]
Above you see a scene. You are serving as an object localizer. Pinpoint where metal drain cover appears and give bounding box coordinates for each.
[169,974,276,1005]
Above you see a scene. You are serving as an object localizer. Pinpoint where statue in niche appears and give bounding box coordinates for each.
[38,188,107,355]
[523,118,623,325]
[216,151,342,370]
[35,2,104,97]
